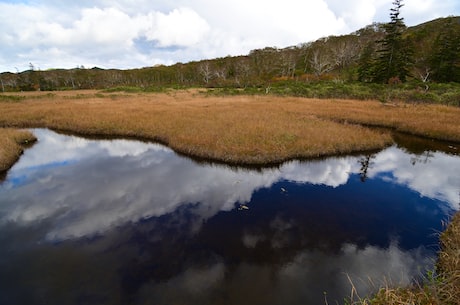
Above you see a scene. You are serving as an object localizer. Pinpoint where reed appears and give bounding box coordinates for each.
[305,99,460,143]
[0,128,36,173]
[435,213,460,305]
[0,90,394,165]
[0,89,459,167]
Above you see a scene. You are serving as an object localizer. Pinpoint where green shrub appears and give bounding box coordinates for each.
[102,86,143,93]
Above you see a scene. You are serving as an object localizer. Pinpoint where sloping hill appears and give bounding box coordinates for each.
[0,16,458,92]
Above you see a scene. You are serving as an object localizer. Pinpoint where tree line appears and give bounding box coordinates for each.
[0,6,459,92]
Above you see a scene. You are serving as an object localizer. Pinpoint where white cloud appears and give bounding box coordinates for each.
[369,147,460,210]
[1,0,458,71]
[325,0,377,30]
[190,0,347,44]
[71,7,138,46]
[143,7,210,47]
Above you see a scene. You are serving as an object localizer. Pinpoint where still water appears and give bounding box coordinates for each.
[0,129,459,305]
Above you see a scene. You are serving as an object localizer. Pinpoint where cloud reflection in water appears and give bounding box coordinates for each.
[1,129,458,240]
[0,129,458,305]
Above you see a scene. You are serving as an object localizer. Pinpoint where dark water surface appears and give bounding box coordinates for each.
[0,129,459,305]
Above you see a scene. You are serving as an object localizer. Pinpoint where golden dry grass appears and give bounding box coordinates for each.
[0,90,393,165]
[0,90,459,167]
[0,128,36,172]
[306,99,460,142]
[435,213,460,305]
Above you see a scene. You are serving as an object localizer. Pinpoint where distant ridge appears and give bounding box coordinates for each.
[1,16,459,91]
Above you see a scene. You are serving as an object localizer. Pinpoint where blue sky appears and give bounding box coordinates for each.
[1,0,459,72]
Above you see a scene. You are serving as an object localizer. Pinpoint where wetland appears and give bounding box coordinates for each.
[0,128,459,305]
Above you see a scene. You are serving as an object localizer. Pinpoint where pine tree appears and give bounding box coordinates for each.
[430,17,460,82]
[357,42,376,82]
[373,0,412,83]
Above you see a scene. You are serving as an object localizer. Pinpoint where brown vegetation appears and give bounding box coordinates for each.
[436,213,460,305]
[0,90,394,165]
[0,128,36,173]
[0,90,459,169]
[303,98,460,142]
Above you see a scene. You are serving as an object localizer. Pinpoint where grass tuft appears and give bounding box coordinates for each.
[0,128,36,173]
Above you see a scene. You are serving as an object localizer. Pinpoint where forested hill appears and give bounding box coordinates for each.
[0,16,459,92]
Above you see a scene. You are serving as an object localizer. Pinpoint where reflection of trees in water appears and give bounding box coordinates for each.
[358,150,436,182]
[410,151,434,166]
[358,154,375,182]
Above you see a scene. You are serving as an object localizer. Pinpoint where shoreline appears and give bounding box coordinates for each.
[1,90,459,170]
[0,128,36,174]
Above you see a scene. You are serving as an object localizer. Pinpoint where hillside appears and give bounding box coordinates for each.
[0,16,459,93]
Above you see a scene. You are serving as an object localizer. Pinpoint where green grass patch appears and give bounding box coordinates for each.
[102,86,144,93]
[101,85,188,94]
[203,81,460,106]
[0,95,26,102]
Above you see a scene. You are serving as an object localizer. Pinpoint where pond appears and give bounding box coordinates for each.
[0,129,459,305]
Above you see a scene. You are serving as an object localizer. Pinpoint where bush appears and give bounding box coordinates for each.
[189,80,460,106]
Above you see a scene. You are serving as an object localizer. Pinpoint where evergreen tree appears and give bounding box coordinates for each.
[357,42,376,82]
[373,0,412,83]
[430,17,460,82]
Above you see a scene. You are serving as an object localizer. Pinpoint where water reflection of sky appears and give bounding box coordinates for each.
[0,129,458,305]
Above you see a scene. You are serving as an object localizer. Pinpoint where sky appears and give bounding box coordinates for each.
[0,0,459,72]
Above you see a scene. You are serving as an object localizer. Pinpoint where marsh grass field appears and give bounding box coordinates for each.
[1,89,459,169]
[1,89,459,304]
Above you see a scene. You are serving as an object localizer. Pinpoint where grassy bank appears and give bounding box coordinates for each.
[0,90,459,167]
[0,90,394,165]
[0,128,36,173]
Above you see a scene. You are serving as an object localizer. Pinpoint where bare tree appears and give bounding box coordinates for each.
[309,49,334,76]
[331,40,360,70]
[234,57,251,87]
[416,66,431,90]
[214,67,227,81]
[199,61,213,84]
